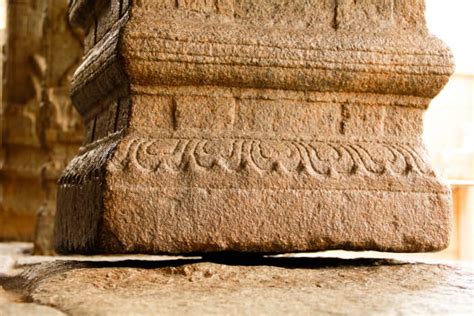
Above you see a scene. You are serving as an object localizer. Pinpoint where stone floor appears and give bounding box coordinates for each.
[0,243,473,315]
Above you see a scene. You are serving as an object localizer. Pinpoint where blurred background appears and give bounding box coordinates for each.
[422,0,474,261]
[0,0,472,261]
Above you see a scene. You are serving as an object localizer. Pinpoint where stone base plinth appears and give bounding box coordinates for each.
[55,0,454,254]
[0,246,472,316]
[55,102,452,254]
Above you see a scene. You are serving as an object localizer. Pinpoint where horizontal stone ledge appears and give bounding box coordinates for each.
[70,13,454,115]
[1,253,472,316]
[130,85,433,109]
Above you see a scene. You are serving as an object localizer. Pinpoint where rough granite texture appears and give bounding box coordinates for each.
[0,243,473,315]
[0,287,65,316]
[55,0,455,254]
[0,256,473,315]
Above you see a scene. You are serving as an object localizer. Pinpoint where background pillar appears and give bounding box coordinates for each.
[0,0,83,255]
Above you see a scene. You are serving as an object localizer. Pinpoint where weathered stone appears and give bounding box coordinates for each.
[0,244,65,315]
[0,287,65,316]
[0,1,49,241]
[0,243,472,315]
[32,0,84,255]
[55,0,454,254]
[1,257,473,316]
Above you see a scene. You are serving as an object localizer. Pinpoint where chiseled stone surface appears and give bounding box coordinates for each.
[0,243,472,315]
[1,244,65,315]
[56,0,454,254]
[0,287,65,316]
[0,256,473,316]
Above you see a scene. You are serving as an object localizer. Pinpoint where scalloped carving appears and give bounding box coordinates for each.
[111,137,434,177]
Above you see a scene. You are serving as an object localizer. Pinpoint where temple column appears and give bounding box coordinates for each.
[33,0,84,254]
[0,0,83,253]
[1,0,49,241]
[55,0,454,254]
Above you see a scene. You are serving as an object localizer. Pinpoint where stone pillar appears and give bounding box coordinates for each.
[33,0,84,254]
[0,0,83,251]
[0,0,48,241]
[55,0,454,254]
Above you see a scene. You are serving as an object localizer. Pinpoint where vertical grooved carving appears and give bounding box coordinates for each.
[340,104,350,135]
[91,117,97,142]
[171,98,178,131]
[114,99,121,132]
